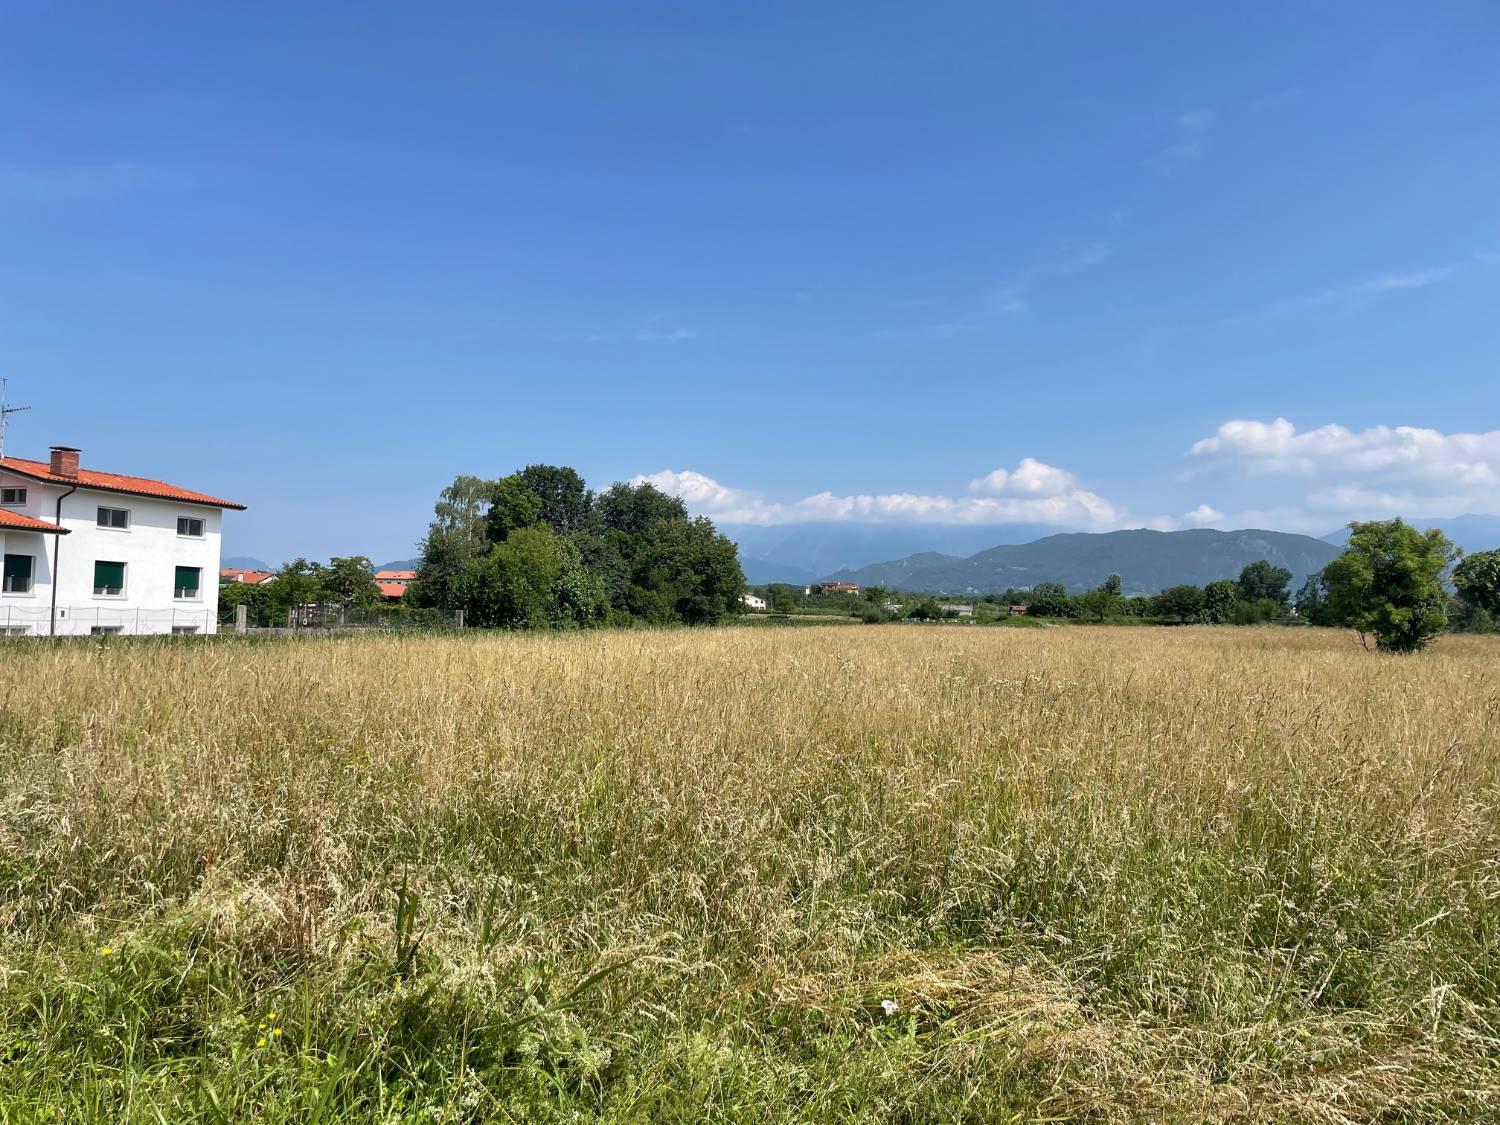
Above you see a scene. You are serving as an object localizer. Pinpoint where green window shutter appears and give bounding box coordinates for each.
[94,561,126,592]
[175,566,201,594]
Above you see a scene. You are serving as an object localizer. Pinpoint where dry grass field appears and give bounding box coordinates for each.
[2,625,1499,1122]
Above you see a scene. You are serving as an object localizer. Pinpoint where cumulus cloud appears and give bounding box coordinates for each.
[634,462,1119,529]
[1190,418,1499,486]
[1182,503,1226,527]
[1188,417,1500,519]
[967,457,1077,497]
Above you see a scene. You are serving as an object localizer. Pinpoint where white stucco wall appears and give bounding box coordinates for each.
[0,469,227,635]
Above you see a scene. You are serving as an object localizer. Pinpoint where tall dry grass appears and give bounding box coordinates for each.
[1,625,1498,1121]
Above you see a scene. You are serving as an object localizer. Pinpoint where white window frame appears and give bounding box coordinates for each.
[90,625,124,636]
[0,487,26,507]
[96,506,132,531]
[93,560,127,599]
[176,516,205,538]
[174,566,203,601]
[171,625,200,635]
[0,625,31,636]
[2,553,34,596]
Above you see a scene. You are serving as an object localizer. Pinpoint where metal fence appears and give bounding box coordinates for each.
[0,604,217,636]
[0,602,461,637]
[225,602,463,634]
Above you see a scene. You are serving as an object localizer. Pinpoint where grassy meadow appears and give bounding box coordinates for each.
[2,625,1499,1122]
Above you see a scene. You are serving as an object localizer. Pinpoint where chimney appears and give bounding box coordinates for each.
[49,446,81,479]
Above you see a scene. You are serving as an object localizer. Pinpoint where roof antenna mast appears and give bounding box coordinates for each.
[0,378,31,461]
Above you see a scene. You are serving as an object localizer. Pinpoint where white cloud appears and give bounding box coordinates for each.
[1297,264,1463,311]
[635,462,1119,529]
[1190,417,1499,486]
[968,457,1077,497]
[1189,417,1500,520]
[630,470,781,524]
[1182,503,1226,527]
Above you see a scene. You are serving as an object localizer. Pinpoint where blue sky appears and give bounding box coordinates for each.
[3,1,1497,563]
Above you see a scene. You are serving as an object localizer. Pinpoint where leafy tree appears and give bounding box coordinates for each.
[267,558,328,612]
[1295,570,1331,624]
[519,464,592,534]
[429,474,498,550]
[1454,550,1500,618]
[1237,560,1294,605]
[1200,579,1239,624]
[905,598,941,621]
[767,584,800,613]
[218,579,275,625]
[322,556,381,608]
[455,526,605,629]
[1321,519,1458,653]
[409,475,498,610]
[627,517,744,625]
[1153,584,1205,623]
[1078,574,1123,621]
[485,474,544,544]
[1028,582,1074,618]
[595,481,688,537]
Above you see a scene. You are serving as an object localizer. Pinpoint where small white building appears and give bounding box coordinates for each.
[0,446,245,636]
[741,592,768,611]
[939,602,974,617]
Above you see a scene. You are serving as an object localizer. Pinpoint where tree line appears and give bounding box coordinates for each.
[405,466,744,628]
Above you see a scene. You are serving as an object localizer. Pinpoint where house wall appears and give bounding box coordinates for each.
[0,470,225,635]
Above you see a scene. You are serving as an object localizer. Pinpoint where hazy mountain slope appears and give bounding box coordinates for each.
[726,522,1060,579]
[835,528,1341,595]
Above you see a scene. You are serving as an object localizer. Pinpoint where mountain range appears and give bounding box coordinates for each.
[828,528,1342,596]
[1320,515,1500,556]
[727,522,1059,586]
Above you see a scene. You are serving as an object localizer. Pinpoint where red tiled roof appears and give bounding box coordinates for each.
[377,582,408,599]
[220,568,276,584]
[0,456,246,510]
[0,508,67,534]
[375,569,415,581]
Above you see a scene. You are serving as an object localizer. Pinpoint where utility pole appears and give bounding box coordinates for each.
[0,378,30,461]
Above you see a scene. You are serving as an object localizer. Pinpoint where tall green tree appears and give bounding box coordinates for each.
[323,556,381,608]
[409,475,498,610]
[1200,579,1239,624]
[595,481,688,537]
[1237,560,1294,605]
[1153,584,1206,623]
[1453,549,1500,617]
[1321,519,1457,653]
[628,517,745,625]
[455,525,606,629]
[485,474,544,544]
[519,465,593,534]
[1028,582,1074,618]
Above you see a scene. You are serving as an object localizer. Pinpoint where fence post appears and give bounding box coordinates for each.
[454,609,464,630]
[235,604,248,634]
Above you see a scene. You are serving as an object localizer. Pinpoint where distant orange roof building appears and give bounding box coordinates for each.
[376,570,415,602]
[221,568,276,585]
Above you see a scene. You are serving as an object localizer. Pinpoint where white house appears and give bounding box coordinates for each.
[741,592,768,611]
[0,446,245,636]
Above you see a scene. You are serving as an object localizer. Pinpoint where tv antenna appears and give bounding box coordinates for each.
[0,378,30,461]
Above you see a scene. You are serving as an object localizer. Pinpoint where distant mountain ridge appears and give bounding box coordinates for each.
[832,528,1341,595]
[726,522,1060,583]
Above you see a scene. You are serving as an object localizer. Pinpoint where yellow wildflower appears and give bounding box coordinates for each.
[99,947,114,957]
[257,1036,267,1047]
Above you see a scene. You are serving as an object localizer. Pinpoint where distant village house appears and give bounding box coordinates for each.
[376,569,415,603]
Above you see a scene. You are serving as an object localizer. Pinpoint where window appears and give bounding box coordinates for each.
[0,626,30,636]
[171,625,199,635]
[2,554,32,594]
[97,507,130,530]
[0,487,25,506]
[90,626,123,636]
[174,566,202,600]
[93,560,126,597]
[177,516,205,538]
